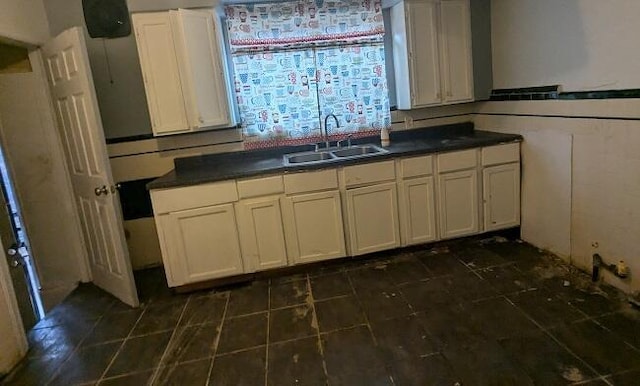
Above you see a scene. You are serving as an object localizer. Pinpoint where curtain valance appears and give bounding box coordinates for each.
[225,0,385,53]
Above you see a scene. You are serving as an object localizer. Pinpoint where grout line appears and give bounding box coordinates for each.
[344,271,379,347]
[264,282,271,386]
[205,291,231,386]
[317,323,374,336]
[501,296,608,383]
[311,293,352,303]
[146,295,191,385]
[97,303,149,382]
[43,313,106,386]
[224,309,270,320]
[305,274,330,383]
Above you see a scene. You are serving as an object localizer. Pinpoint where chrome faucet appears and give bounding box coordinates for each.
[322,114,340,148]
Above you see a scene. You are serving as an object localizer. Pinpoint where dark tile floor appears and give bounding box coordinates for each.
[3,235,640,385]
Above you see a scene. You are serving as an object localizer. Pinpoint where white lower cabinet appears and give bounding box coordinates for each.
[282,190,346,264]
[345,182,400,256]
[399,176,438,245]
[236,196,288,272]
[483,163,520,231]
[161,203,243,286]
[438,169,479,239]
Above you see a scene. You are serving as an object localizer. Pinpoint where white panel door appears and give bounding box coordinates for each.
[400,176,438,246]
[41,27,139,306]
[407,0,441,107]
[172,9,232,130]
[345,183,400,256]
[483,163,521,231]
[236,196,288,272]
[132,12,189,136]
[438,169,479,239]
[166,204,244,285]
[440,0,474,104]
[283,191,346,265]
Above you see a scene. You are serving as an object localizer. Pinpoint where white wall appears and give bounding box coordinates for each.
[492,0,640,91]
[0,0,50,45]
[485,0,640,293]
[475,101,640,293]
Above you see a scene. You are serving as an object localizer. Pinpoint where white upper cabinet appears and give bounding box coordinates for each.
[133,9,235,137]
[392,0,474,109]
[439,0,474,103]
[392,0,441,108]
[132,12,189,135]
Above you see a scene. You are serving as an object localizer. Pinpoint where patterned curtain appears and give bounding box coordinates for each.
[226,1,391,149]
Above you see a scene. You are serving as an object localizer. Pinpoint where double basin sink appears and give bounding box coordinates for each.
[284,144,388,166]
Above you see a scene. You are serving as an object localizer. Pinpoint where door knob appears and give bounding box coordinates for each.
[94,185,109,196]
[7,248,17,256]
[110,183,122,194]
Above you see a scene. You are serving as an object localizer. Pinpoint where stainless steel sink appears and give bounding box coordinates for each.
[284,151,335,165]
[283,144,388,166]
[332,145,385,158]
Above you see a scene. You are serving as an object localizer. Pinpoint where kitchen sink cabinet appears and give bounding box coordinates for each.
[392,0,474,109]
[345,182,401,256]
[236,196,288,272]
[132,9,234,137]
[341,161,400,256]
[282,190,346,265]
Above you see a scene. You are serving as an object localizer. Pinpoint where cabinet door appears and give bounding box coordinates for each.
[282,191,346,265]
[440,0,474,104]
[236,196,287,272]
[400,177,437,246]
[438,169,479,239]
[483,163,520,231]
[132,12,189,136]
[172,9,232,130]
[165,204,243,285]
[346,183,401,255]
[406,0,442,107]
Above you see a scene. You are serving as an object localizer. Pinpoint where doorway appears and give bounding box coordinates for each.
[0,145,44,331]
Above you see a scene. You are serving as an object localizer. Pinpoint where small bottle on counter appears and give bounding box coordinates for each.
[380,126,390,147]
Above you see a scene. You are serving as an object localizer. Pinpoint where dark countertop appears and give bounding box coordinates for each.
[147,122,522,190]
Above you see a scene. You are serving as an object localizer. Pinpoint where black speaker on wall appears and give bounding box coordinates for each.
[82,0,131,38]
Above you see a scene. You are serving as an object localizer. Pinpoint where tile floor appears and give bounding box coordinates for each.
[2,235,640,385]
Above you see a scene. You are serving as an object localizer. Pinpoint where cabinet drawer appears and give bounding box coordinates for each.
[151,180,238,214]
[437,149,477,173]
[400,155,434,178]
[482,143,520,166]
[342,160,396,187]
[237,175,284,199]
[284,169,338,195]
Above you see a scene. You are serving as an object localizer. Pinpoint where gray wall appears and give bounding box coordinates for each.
[470,0,492,100]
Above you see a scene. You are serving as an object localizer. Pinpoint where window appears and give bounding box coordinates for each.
[226,1,391,149]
